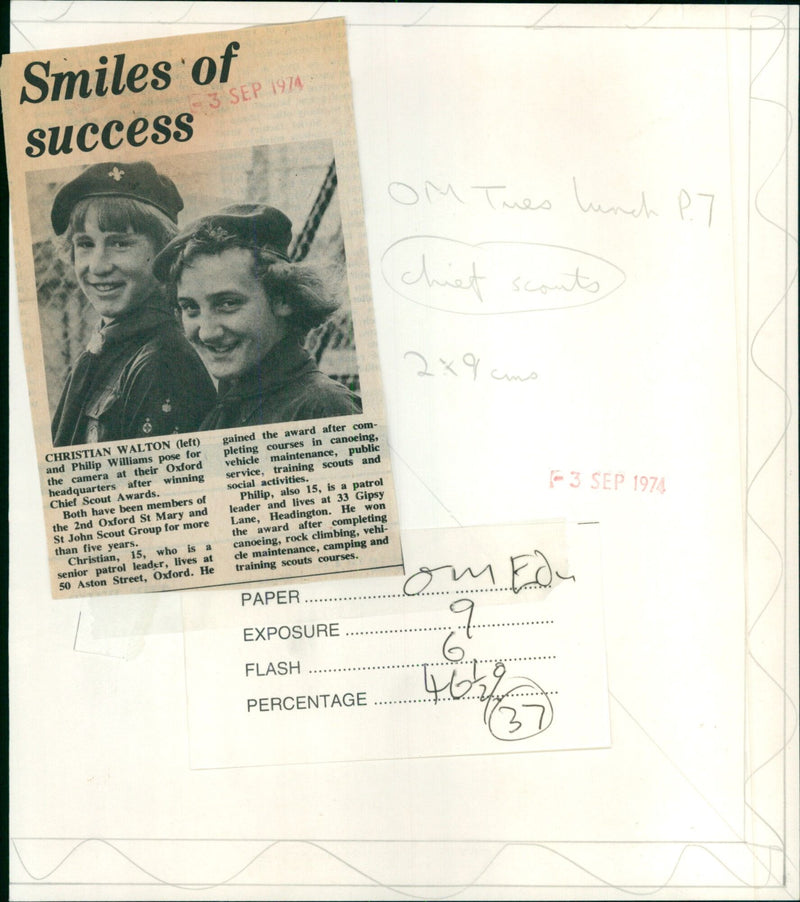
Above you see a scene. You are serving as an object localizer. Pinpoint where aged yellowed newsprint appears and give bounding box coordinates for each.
[2,18,402,598]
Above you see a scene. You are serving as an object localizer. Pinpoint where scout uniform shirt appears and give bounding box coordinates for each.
[51,301,216,447]
[200,336,361,431]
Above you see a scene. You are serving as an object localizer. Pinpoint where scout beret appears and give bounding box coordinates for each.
[152,204,293,281]
[51,161,183,235]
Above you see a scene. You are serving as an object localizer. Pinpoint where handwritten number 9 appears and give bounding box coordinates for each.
[462,353,479,381]
[449,597,474,638]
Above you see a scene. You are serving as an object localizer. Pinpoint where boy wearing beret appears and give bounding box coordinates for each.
[50,161,216,446]
[153,204,361,430]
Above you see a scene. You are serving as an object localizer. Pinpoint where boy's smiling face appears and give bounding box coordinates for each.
[176,246,290,380]
[72,203,160,321]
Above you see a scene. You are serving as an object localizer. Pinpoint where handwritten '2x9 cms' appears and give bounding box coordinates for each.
[404,350,538,384]
[423,597,555,742]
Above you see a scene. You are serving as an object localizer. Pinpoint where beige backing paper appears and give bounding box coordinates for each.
[7,3,799,900]
[2,17,403,599]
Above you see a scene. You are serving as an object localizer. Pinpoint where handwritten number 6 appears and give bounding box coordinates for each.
[442,631,465,662]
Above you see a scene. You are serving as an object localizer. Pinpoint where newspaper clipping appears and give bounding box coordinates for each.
[2,18,403,598]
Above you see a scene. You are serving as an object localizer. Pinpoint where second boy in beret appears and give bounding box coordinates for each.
[154,204,362,430]
[50,161,216,446]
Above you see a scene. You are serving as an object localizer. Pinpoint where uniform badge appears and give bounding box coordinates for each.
[162,399,172,413]
[142,417,153,435]
[108,166,125,181]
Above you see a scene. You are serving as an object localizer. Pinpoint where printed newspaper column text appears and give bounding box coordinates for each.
[47,437,211,593]
[221,420,389,576]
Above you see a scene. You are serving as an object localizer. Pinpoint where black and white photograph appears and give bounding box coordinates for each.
[29,141,362,447]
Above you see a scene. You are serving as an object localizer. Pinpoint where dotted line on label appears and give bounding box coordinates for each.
[309,655,556,674]
[303,585,552,603]
[374,690,559,705]
[346,620,554,637]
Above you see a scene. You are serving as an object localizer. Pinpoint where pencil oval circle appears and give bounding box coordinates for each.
[381,237,626,314]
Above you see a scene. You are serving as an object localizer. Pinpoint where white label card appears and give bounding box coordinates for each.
[182,522,609,767]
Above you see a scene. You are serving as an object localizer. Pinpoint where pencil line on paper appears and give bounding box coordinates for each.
[743,14,797,876]
[39,1,77,23]
[637,7,664,28]
[10,23,39,51]
[387,442,463,527]
[409,6,434,28]
[156,2,198,26]
[609,692,746,843]
[10,835,767,896]
[529,5,558,28]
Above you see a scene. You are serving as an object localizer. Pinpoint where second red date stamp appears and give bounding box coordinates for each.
[549,470,666,494]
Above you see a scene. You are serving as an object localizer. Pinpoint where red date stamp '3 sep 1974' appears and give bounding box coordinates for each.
[549,469,666,494]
